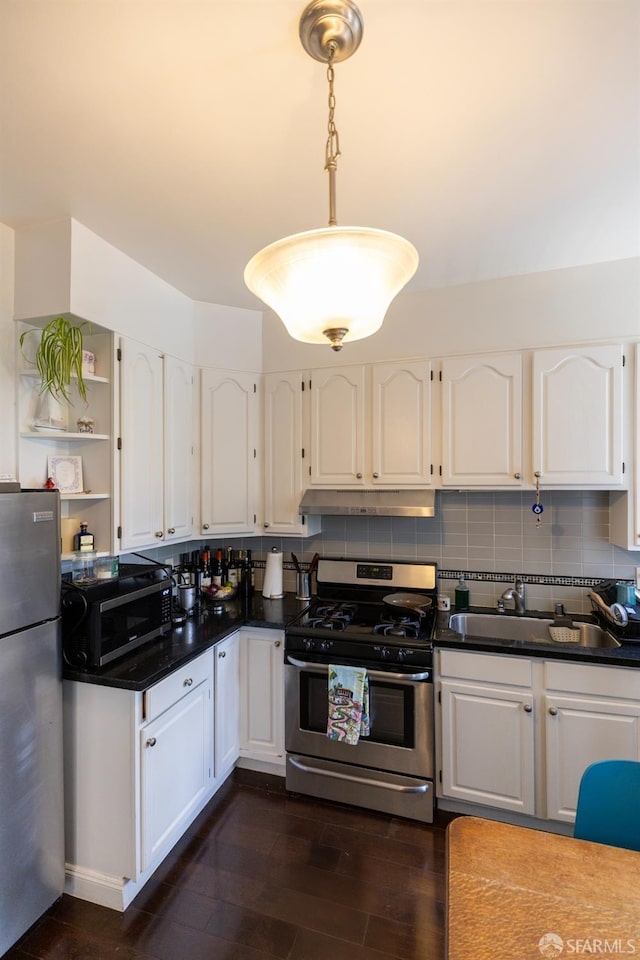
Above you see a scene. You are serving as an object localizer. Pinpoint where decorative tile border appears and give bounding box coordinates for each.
[438,569,623,588]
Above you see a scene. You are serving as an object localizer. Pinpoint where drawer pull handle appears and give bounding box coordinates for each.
[183,677,193,687]
[218,650,226,658]
[146,737,157,747]
[548,706,558,716]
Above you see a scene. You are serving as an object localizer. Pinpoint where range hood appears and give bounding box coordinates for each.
[299,489,436,518]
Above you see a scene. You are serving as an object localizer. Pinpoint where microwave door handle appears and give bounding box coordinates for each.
[97,579,167,613]
[286,656,430,683]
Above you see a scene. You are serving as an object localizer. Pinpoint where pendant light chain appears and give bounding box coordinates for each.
[325,41,340,226]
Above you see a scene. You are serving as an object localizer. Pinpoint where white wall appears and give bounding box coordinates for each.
[0,223,16,478]
[193,300,262,371]
[261,256,640,371]
[12,218,263,369]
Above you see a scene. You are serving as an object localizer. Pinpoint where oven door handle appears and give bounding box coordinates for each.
[288,756,431,794]
[286,656,430,682]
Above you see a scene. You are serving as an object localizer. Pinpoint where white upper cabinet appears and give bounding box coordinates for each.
[310,361,432,487]
[263,372,321,537]
[119,339,194,550]
[163,355,194,543]
[532,344,624,486]
[441,353,522,486]
[370,362,433,486]
[200,369,259,535]
[310,365,366,486]
[119,339,164,549]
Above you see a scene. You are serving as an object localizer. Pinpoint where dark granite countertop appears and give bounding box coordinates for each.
[63,593,307,691]
[434,608,640,669]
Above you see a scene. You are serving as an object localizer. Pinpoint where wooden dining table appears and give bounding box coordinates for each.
[447,816,640,960]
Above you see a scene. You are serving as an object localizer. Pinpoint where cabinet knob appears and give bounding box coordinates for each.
[523,703,532,713]
[183,677,193,687]
[356,472,363,479]
[202,523,210,530]
[146,737,157,747]
[155,530,164,538]
[514,473,521,480]
[535,471,542,478]
[548,706,558,716]
[274,640,281,648]
[218,650,226,658]
[264,522,270,528]
[372,472,379,479]
[167,527,175,535]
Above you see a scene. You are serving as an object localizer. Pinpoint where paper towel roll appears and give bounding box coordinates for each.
[262,547,284,599]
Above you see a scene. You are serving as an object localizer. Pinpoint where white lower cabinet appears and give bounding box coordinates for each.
[239,627,284,768]
[437,649,640,825]
[63,648,215,911]
[544,660,640,823]
[214,631,240,778]
[438,651,535,815]
[140,666,213,870]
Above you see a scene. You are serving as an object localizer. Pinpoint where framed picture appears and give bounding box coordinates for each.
[48,455,83,494]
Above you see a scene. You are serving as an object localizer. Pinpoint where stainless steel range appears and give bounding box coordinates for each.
[285,557,437,823]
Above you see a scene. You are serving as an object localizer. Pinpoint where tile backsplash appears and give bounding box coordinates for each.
[124,490,639,616]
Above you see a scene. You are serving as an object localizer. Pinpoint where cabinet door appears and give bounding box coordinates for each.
[545,693,640,822]
[214,633,240,779]
[440,679,535,814]
[120,338,164,549]
[200,369,257,535]
[532,344,624,485]
[239,629,284,765]
[441,353,522,486]
[163,355,194,542]
[310,366,366,486]
[140,677,213,870]
[263,372,320,536]
[371,361,432,486]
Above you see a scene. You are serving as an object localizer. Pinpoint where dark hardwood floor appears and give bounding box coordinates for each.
[6,770,452,960]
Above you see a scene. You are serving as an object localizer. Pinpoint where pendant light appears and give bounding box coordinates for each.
[244,0,419,351]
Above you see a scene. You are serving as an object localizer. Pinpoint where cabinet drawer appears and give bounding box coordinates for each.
[144,649,213,723]
[438,649,532,686]
[545,660,640,700]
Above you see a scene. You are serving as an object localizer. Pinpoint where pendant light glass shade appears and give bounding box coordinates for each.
[244,225,419,346]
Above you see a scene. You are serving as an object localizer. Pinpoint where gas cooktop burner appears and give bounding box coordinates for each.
[373,619,421,640]
[307,602,357,631]
[285,558,437,666]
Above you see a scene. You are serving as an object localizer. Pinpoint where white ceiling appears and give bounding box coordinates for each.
[1,0,638,312]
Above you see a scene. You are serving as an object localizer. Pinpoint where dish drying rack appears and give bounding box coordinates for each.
[588,590,630,628]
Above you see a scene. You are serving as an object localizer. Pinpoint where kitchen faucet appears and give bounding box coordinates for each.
[501,577,526,615]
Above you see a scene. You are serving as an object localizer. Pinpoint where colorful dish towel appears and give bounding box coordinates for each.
[327,664,370,745]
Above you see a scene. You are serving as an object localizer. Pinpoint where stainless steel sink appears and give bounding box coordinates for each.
[447,613,620,648]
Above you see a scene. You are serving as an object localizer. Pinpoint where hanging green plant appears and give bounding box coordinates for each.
[20,316,91,404]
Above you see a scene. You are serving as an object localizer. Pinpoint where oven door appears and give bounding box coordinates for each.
[285,655,433,779]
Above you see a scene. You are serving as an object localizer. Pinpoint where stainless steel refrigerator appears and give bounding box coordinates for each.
[0,485,64,955]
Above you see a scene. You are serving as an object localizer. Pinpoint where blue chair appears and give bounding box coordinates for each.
[573,759,640,852]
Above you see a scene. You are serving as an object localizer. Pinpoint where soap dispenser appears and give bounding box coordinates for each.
[455,576,470,611]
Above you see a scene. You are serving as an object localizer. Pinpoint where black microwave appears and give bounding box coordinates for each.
[61,563,173,667]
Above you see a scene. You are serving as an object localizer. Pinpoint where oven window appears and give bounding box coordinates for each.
[300,672,415,748]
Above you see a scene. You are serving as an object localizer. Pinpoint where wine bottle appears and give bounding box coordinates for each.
[212,549,224,588]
